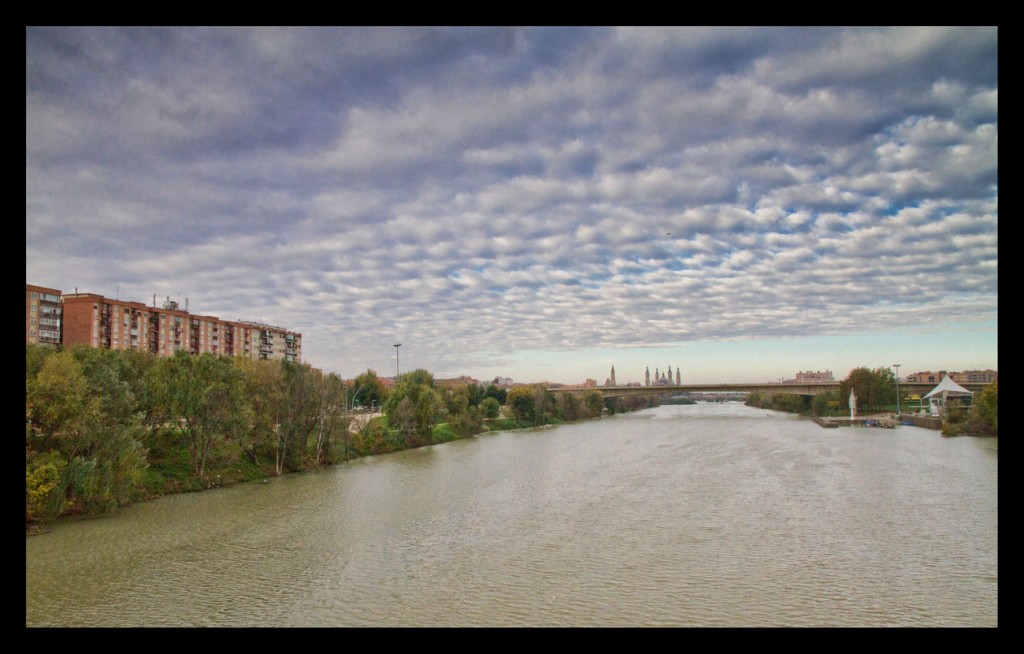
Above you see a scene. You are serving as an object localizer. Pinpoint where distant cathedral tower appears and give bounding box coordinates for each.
[667,366,673,384]
[676,368,681,385]
[610,365,616,387]
[645,367,650,386]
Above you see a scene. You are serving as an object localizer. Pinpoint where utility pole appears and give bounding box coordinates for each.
[893,363,901,417]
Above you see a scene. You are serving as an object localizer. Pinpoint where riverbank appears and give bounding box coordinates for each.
[27,403,648,532]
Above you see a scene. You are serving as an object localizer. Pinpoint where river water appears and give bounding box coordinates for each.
[25,402,997,627]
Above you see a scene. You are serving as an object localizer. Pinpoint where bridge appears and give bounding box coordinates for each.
[553,381,989,399]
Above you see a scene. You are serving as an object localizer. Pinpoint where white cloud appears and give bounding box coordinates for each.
[26,27,998,382]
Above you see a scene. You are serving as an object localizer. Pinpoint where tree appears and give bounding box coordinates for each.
[311,371,349,466]
[464,383,486,407]
[583,391,605,418]
[274,361,321,474]
[442,384,482,438]
[533,387,555,425]
[481,396,501,420]
[556,392,582,422]
[507,385,537,423]
[840,367,896,411]
[483,384,507,405]
[384,372,445,447]
[352,369,388,410]
[973,381,998,433]
[69,346,149,512]
[236,357,285,464]
[506,384,556,425]
[812,389,844,417]
[26,347,148,517]
[25,343,53,383]
[26,350,92,455]
[151,351,248,479]
[401,368,436,388]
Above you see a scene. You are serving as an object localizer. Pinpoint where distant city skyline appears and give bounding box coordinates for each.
[27,28,997,384]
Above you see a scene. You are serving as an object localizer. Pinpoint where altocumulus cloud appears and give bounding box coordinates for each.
[26,26,997,382]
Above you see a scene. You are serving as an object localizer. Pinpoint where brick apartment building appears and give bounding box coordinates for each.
[28,284,301,363]
[26,284,62,346]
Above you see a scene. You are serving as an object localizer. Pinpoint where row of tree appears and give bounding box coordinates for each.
[27,345,627,523]
[26,345,359,521]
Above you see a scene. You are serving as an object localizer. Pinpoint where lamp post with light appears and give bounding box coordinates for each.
[394,343,402,379]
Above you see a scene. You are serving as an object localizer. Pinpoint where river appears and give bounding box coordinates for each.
[25,402,998,627]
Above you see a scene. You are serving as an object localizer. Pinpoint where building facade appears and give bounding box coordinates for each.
[605,365,617,387]
[645,365,680,386]
[906,371,949,384]
[793,370,835,383]
[26,284,62,346]
[949,369,998,385]
[31,285,301,363]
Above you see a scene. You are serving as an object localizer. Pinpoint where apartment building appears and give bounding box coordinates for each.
[231,320,302,362]
[26,284,63,346]
[905,371,948,384]
[793,370,834,383]
[33,285,301,363]
[949,369,998,385]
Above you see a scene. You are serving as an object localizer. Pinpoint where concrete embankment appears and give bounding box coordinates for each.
[894,413,943,429]
[810,415,898,429]
[810,413,942,430]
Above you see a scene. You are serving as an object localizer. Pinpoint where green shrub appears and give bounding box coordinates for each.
[26,451,67,522]
[432,422,457,443]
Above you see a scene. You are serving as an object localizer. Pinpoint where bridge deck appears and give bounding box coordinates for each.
[552,381,986,398]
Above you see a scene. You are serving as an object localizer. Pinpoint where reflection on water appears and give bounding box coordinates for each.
[26,402,997,627]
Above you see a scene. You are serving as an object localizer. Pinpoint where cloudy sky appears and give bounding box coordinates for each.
[26,27,998,384]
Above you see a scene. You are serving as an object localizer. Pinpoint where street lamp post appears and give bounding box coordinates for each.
[893,363,901,417]
[349,384,365,412]
[394,343,402,379]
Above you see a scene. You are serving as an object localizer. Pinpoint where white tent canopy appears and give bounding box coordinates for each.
[923,376,973,399]
[923,375,973,416]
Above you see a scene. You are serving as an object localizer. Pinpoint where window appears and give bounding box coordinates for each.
[30,317,36,324]
[31,305,37,313]
[31,292,38,299]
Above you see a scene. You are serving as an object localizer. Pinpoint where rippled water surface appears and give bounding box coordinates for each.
[26,402,997,627]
